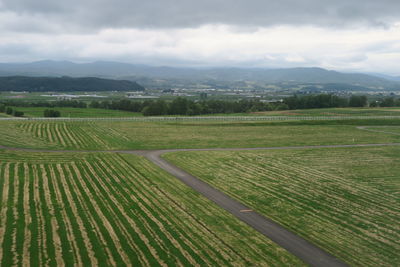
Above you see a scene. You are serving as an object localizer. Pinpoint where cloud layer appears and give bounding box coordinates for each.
[0,0,399,74]
[2,0,400,30]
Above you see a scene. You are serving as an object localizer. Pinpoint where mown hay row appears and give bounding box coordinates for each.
[164,148,400,267]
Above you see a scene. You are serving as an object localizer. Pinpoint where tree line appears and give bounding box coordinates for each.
[3,100,87,108]
[1,94,400,117]
[89,98,289,116]
[370,97,400,107]
[283,95,368,109]
[92,94,377,116]
[0,104,24,117]
[84,94,397,115]
[0,104,61,117]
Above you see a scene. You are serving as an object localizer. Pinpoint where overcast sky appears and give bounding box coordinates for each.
[0,0,399,74]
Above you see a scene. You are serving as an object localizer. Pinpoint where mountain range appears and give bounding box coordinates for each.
[0,60,399,91]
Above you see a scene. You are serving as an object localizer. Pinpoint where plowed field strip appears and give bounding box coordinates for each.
[40,165,64,267]
[11,164,20,266]
[0,163,10,265]
[56,164,96,266]
[78,161,136,266]
[53,124,67,147]
[14,122,105,149]
[22,163,31,267]
[95,157,208,266]
[60,123,78,147]
[88,160,164,266]
[69,163,117,266]
[1,163,17,266]
[32,165,49,266]
[62,164,110,265]
[49,165,82,266]
[0,151,305,266]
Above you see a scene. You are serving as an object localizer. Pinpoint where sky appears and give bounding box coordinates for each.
[0,0,400,75]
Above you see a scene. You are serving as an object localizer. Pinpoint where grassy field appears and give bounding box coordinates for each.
[2,107,400,118]
[8,107,142,118]
[253,107,400,116]
[0,119,400,150]
[164,146,400,266]
[0,150,302,266]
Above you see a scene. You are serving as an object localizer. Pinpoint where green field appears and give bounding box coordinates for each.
[164,146,400,266]
[0,119,400,150]
[3,106,400,118]
[253,107,400,117]
[9,107,142,118]
[0,150,302,266]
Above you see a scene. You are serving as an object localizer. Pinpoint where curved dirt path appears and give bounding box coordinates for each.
[357,126,400,136]
[2,142,400,266]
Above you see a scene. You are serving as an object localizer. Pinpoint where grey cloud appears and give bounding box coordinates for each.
[0,43,34,55]
[331,53,368,64]
[362,40,400,53]
[0,43,39,62]
[1,0,399,74]
[2,0,72,14]
[1,0,400,31]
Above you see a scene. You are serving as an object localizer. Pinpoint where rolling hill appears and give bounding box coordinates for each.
[0,76,145,92]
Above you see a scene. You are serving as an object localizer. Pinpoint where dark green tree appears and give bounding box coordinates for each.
[349,95,367,107]
[380,97,395,107]
[44,109,61,117]
[142,100,168,116]
[169,97,189,115]
[13,110,24,117]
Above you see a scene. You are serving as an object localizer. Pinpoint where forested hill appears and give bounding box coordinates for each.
[0,76,145,92]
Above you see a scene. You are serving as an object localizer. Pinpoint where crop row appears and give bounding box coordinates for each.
[0,151,301,266]
[17,122,121,149]
[164,147,400,266]
[1,119,400,151]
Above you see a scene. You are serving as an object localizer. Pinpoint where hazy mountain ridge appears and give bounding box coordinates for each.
[0,60,399,90]
[366,72,400,82]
